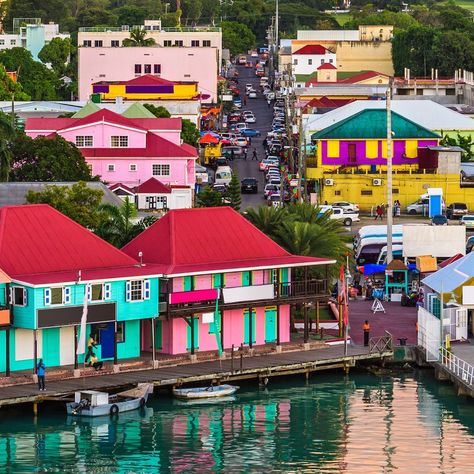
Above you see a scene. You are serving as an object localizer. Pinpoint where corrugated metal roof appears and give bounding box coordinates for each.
[122,207,333,275]
[305,100,474,137]
[0,182,124,208]
[296,30,359,41]
[311,109,440,140]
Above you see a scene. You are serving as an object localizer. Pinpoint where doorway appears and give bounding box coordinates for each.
[348,144,357,164]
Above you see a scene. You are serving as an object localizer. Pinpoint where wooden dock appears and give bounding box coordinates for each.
[0,345,393,408]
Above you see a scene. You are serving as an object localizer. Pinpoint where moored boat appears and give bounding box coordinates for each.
[172,384,239,400]
[66,383,153,417]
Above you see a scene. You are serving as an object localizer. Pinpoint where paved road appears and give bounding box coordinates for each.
[230,62,274,210]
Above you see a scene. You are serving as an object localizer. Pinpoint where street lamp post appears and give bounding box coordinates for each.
[386,84,393,265]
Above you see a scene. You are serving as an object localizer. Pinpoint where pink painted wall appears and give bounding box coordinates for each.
[78,47,218,102]
[88,157,195,188]
[225,272,242,288]
[61,123,147,148]
[153,130,181,145]
[195,275,212,290]
[173,277,184,292]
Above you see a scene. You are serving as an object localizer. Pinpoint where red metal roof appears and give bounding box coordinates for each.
[80,133,196,158]
[438,253,464,268]
[135,178,171,194]
[305,70,388,87]
[122,207,333,275]
[317,63,337,70]
[0,205,152,282]
[294,45,329,55]
[306,97,355,108]
[198,133,220,144]
[109,183,135,194]
[126,74,175,86]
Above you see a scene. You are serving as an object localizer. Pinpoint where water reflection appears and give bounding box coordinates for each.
[1,371,474,473]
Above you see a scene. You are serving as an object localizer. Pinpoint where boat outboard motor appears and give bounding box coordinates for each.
[72,399,90,415]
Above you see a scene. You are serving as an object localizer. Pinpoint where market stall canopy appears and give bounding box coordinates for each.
[198,133,220,144]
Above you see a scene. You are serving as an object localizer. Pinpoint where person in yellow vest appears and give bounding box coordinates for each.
[363,320,370,347]
[89,353,103,371]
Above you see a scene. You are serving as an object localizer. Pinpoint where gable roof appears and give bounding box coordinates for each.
[317,63,337,70]
[125,75,175,86]
[294,45,330,55]
[0,205,164,284]
[422,252,474,293]
[80,132,196,158]
[135,178,171,194]
[311,109,441,140]
[72,102,100,118]
[109,183,135,195]
[122,207,334,276]
[305,100,474,135]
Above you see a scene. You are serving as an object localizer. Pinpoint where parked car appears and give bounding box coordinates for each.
[264,183,279,198]
[467,235,474,253]
[461,162,474,181]
[268,193,282,207]
[213,184,227,194]
[215,166,233,186]
[195,163,209,184]
[241,128,261,138]
[244,115,256,124]
[248,91,257,99]
[446,202,468,219]
[241,177,258,194]
[460,215,474,229]
[331,201,360,213]
[221,146,244,157]
[431,215,448,226]
[235,122,247,131]
[259,158,279,171]
[234,137,248,147]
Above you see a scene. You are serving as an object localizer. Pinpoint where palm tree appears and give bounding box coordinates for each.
[244,205,286,238]
[94,197,157,248]
[0,113,14,182]
[122,28,157,47]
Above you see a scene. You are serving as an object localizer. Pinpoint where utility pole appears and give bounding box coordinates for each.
[297,112,303,203]
[275,0,279,70]
[386,84,393,265]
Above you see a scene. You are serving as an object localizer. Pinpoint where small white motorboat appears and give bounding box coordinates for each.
[172,384,239,400]
[66,383,153,417]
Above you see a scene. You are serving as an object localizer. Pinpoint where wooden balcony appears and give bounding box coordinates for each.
[0,307,10,326]
[163,279,328,317]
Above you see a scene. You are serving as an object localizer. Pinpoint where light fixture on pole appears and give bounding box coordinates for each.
[386,82,393,265]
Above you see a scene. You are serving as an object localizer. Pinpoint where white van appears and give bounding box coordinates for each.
[376,245,404,265]
[215,166,232,186]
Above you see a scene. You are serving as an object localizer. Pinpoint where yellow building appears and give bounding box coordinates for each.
[92,74,199,101]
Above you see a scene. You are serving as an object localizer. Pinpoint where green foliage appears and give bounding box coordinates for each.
[245,202,346,278]
[143,103,171,118]
[95,197,157,247]
[0,64,29,101]
[0,48,62,100]
[181,119,200,146]
[221,21,256,56]
[38,37,71,77]
[26,181,104,229]
[122,28,157,46]
[0,112,15,182]
[440,133,474,162]
[9,133,95,181]
[226,172,241,211]
[197,185,223,207]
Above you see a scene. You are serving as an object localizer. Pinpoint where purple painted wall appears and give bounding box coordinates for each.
[320,139,439,166]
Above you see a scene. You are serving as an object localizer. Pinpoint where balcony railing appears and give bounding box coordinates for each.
[163,279,328,315]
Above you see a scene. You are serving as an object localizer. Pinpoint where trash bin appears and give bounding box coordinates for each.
[398,337,407,346]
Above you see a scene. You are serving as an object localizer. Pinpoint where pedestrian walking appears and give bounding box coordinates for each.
[85,334,96,363]
[363,320,370,347]
[230,150,235,162]
[381,203,386,217]
[267,98,271,108]
[252,149,258,160]
[263,137,268,150]
[374,205,382,220]
[244,147,248,160]
[243,96,247,106]
[37,358,46,391]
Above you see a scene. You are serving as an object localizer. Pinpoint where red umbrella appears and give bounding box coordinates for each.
[198,133,220,145]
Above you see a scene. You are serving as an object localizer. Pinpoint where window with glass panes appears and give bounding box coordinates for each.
[152,164,170,176]
[130,280,143,301]
[75,135,93,147]
[91,284,104,301]
[51,287,63,305]
[111,136,128,147]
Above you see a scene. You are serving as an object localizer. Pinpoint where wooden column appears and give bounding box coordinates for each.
[5,327,10,377]
[276,304,281,346]
[303,304,309,343]
[33,329,37,374]
[220,311,224,351]
[113,321,118,365]
[151,317,156,366]
[74,325,78,369]
[248,307,253,349]
[316,301,320,333]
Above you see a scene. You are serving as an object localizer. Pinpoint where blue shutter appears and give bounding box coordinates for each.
[23,288,28,307]
[144,280,151,300]
[126,281,131,302]
[64,287,71,304]
[104,283,112,300]
[87,284,92,302]
[44,288,51,306]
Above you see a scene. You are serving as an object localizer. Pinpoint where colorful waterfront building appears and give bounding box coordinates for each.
[91,75,199,102]
[25,108,197,188]
[0,204,163,374]
[122,207,334,355]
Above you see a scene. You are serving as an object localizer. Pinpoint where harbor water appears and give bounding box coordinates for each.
[1,370,474,473]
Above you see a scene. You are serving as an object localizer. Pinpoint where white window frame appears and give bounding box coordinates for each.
[11,286,27,307]
[75,135,93,147]
[44,286,68,306]
[111,135,128,147]
[125,279,150,302]
[107,164,115,172]
[308,58,312,65]
[129,164,137,172]
[152,164,170,176]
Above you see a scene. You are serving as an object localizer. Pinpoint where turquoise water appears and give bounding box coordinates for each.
[2,370,474,473]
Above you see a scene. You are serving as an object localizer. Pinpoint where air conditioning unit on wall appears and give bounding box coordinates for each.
[372,178,382,186]
[324,178,334,186]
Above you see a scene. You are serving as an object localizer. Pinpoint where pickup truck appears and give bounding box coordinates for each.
[461,162,474,181]
[318,206,360,226]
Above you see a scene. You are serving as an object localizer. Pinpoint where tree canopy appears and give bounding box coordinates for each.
[221,21,256,56]
[181,119,201,146]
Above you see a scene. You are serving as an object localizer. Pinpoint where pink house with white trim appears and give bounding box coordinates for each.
[25,109,197,188]
[122,207,335,356]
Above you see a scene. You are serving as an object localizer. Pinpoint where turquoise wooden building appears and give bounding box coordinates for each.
[0,204,162,374]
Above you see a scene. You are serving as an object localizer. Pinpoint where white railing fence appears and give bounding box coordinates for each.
[418,306,441,362]
[440,347,474,387]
